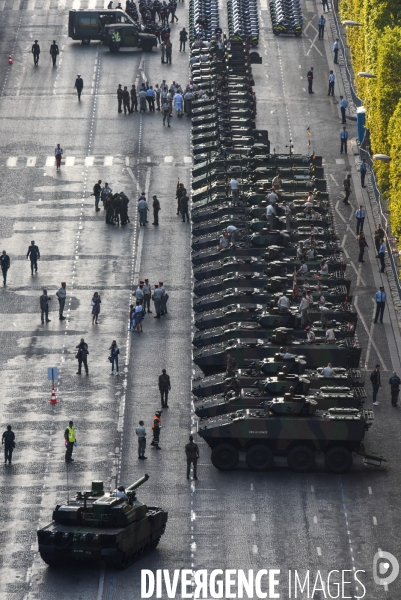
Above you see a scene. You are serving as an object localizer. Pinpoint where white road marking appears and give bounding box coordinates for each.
[335,158,345,165]
[251,514,256,522]
[6,157,17,167]
[97,569,105,600]
[65,157,75,167]
[317,547,322,556]
[311,485,314,492]
[26,157,36,167]
[125,156,129,166]
[165,156,174,163]
[373,516,377,525]
[313,516,317,523]
[335,200,347,224]
[353,297,388,371]
[252,545,258,555]
[85,156,94,166]
[329,173,339,186]
[184,156,192,164]
[104,155,113,166]
[368,487,372,495]
[45,156,54,167]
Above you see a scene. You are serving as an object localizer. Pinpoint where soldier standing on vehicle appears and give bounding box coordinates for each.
[64,421,76,463]
[32,40,40,65]
[122,86,130,114]
[117,84,123,113]
[75,74,83,101]
[185,435,199,480]
[389,372,401,407]
[50,40,59,66]
[130,85,138,112]
[2,425,15,465]
[136,421,147,459]
[158,369,171,408]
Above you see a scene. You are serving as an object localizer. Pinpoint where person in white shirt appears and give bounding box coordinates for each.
[322,363,334,377]
[278,293,290,313]
[310,224,319,235]
[319,260,329,275]
[305,326,316,343]
[142,279,152,313]
[299,293,309,326]
[111,486,128,500]
[267,189,279,205]
[230,178,240,205]
[272,173,282,191]
[266,204,276,229]
[226,225,238,247]
[297,261,308,275]
[296,243,305,259]
[319,294,326,306]
[306,248,315,260]
[134,282,144,303]
[284,202,292,230]
[325,327,336,343]
[219,233,229,250]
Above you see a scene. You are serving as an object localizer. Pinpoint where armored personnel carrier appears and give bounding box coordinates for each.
[197,399,385,473]
[37,475,167,568]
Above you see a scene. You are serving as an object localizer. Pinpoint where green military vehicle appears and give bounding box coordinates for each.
[68,9,157,50]
[37,475,167,568]
[197,398,385,473]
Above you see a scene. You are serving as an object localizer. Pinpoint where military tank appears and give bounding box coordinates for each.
[197,399,385,473]
[37,474,167,569]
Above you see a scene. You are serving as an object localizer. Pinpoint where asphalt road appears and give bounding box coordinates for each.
[0,0,401,598]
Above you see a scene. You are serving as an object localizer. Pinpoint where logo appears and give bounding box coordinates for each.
[373,551,399,586]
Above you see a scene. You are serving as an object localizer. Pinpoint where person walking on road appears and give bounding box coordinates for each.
[50,40,59,66]
[340,96,347,123]
[356,205,365,234]
[378,238,386,273]
[1,250,10,285]
[93,180,102,212]
[374,286,386,323]
[130,84,138,112]
[389,372,401,406]
[75,74,83,101]
[64,421,76,462]
[343,173,351,205]
[91,291,101,324]
[179,27,188,51]
[333,39,339,63]
[76,338,89,375]
[117,84,123,113]
[109,340,120,375]
[357,231,368,263]
[40,289,51,324]
[186,435,199,480]
[340,127,349,154]
[56,281,67,320]
[136,421,147,459]
[152,195,160,225]
[27,240,40,274]
[122,86,130,114]
[55,143,63,171]
[159,369,171,408]
[2,425,15,465]
[151,411,162,449]
[152,284,163,317]
[370,365,381,406]
[179,193,190,222]
[328,70,335,96]
[359,158,367,187]
[32,40,40,65]
[143,279,152,313]
[307,67,314,93]
[318,15,326,39]
[138,195,149,226]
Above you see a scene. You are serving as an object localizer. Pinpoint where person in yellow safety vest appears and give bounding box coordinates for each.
[64,420,76,463]
[112,30,121,43]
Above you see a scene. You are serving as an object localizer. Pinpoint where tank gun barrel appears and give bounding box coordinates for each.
[126,474,149,492]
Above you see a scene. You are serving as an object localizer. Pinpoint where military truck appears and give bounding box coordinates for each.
[197,399,385,473]
[37,475,167,568]
[68,9,157,50]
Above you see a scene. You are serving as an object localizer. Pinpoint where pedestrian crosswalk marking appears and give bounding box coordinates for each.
[104,156,113,166]
[45,156,54,167]
[85,156,94,166]
[6,157,17,167]
[65,157,75,167]
[26,157,36,167]
[1,155,193,168]
[165,156,174,163]
[184,156,192,164]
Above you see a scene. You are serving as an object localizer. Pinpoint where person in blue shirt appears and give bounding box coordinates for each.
[374,286,386,323]
[146,86,155,112]
[339,96,348,123]
[378,239,386,273]
[318,15,326,39]
[328,70,335,96]
[340,126,348,154]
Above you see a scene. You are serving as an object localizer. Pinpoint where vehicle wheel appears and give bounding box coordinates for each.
[211,443,239,470]
[81,39,90,45]
[325,447,353,473]
[109,43,120,53]
[246,445,274,471]
[287,445,315,472]
[40,553,65,567]
[273,29,280,36]
[251,39,258,47]
[294,30,302,36]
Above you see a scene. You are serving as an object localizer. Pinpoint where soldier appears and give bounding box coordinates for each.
[151,411,162,449]
[122,85,130,114]
[64,421,76,463]
[2,425,15,465]
[136,420,147,459]
[130,84,138,112]
[1,250,10,285]
[185,435,199,480]
[389,372,401,407]
[111,486,128,499]
[40,289,51,324]
[322,363,334,377]
[93,179,102,212]
[159,281,168,314]
[143,279,152,313]
[101,182,112,209]
[343,173,351,205]
[117,84,123,113]
[278,293,290,313]
[176,181,186,215]
[179,193,189,222]
[76,338,89,375]
[223,377,241,398]
[74,74,83,101]
[358,231,368,263]
[56,281,67,320]
[226,353,237,377]
[370,364,381,406]
[120,192,130,225]
[158,369,171,407]
[32,40,40,65]
[165,40,172,64]
[138,195,148,226]
[49,40,59,66]
[152,284,163,317]
[152,195,161,225]
[27,240,40,274]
